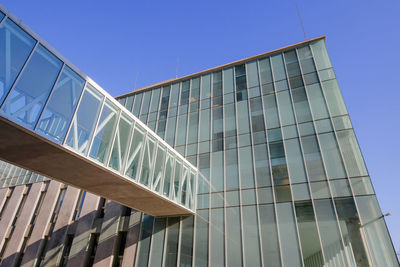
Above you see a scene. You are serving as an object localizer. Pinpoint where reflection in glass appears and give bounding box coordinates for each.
[2,45,62,128]
[295,201,324,266]
[164,217,180,267]
[334,197,370,266]
[109,114,132,172]
[36,66,85,143]
[149,218,165,267]
[259,204,281,266]
[314,199,348,266]
[226,207,242,267]
[139,136,156,187]
[0,19,36,106]
[125,125,145,180]
[89,100,119,163]
[276,202,302,266]
[65,84,103,155]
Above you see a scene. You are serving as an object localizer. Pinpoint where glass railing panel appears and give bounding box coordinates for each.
[163,152,175,198]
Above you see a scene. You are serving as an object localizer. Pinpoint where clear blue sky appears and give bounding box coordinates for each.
[2,0,399,255]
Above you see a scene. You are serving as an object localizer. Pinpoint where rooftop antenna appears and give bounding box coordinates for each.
[175,57,180,78]
[133,72,139,90]
[296,3,307,39]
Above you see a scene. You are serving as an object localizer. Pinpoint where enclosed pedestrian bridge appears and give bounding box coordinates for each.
[0,7,197,216]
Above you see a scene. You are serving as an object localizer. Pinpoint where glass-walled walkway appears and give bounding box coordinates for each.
[0,6,197,216]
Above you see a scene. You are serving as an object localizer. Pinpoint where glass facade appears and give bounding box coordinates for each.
[0,4,398,266]
[115,39,398,266]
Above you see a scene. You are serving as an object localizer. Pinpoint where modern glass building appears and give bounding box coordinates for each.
[0,3,398,267]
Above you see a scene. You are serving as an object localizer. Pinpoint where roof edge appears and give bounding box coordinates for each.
[116,35,326,99]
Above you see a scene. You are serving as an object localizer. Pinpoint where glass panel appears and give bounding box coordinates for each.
[259,204,281,266]
[199,108,210,142]
[250,97,265,132]
[179,216,194,266]
[319,68,336,81]
[276,202,302,266]
[334,197,370,265]
[149,88,161,113]
[36,66,85,143]
[165,116,176,146]
[175,114,187,146]
[263,94,280,129]
[223,67,234,94]
[258,187,274,204]
[305,83,329,120]
[194,210,208,267]
[351,176,374,195]
[276,90,295,126]
[275,185,292,202]
[164,217,180,267]
[310,40,332,70]
[259,57,273,85]
[65,84,103,155]
[239,146,254,189]
[332,115,352,131]
[226,207,242,267]
[149,218,166,267]
[356,195,398,266]
[210,192,223,208]
[269,141,289,186]
[163,153,175,197]
[271,54,286,81]
[201,74,211,99]
[139,136,156,186]
[125,125,145,180]
[2,45,62,128]
[152,144,165,192]
[226,190,240,206]
[241,189,256,205]
[210,208,224,266]
[131,93,142,116]
[187,112,199,144]
[284,138,307,183]
[301,135,326,181]
[224,103,236,137]
[125,95,134,111]
[89,100,118,163]
[108,114,132,172]
[0,19,36,105]
[211,151,223,192]
[242,205,262,266]
[246,60,259,88]
[172,160,182,200]
[292,87,312,123]
[319,132,346,179]
[236,101,250,135]
[136,215,153,267]
[315,118,332,134]
[297,45,316,74]
[198,153,210,194]
[311,181,330,199]
[292,183,311,201]
[253,144,271,187]
[322,79,348,116]
[225,148,239,190]
[314,199,349,266]
[295,201,324,266]
[336,129,368,177]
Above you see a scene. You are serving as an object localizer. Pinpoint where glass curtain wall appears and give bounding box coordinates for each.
[118,38,397,266]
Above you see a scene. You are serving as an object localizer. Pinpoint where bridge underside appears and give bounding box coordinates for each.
[0,117,193,216]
